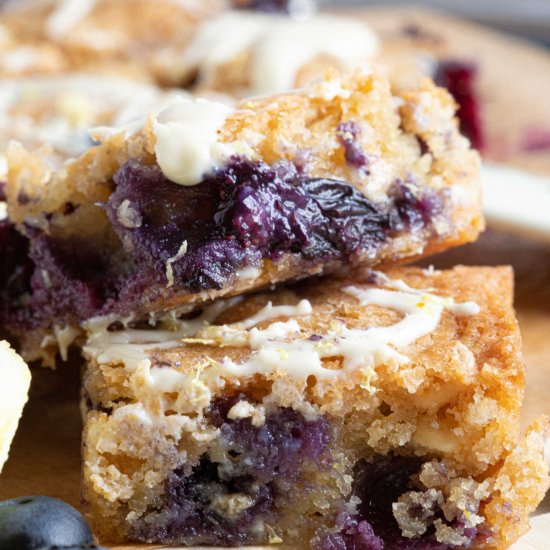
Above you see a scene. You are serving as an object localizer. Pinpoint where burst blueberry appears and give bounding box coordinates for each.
[132,404,331,545]
[2,157,444,332]
[337,121,369,169]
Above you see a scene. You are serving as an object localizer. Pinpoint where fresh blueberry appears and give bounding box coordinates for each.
[35,546,107,550]
[0,496,94,550]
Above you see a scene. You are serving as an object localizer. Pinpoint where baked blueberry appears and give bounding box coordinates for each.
[435,60,483,150]
[233,0,292,13]
[0,496,93,550]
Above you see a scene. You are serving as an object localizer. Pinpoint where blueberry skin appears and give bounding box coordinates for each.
[0,496,94,550]
[36,547,107,550]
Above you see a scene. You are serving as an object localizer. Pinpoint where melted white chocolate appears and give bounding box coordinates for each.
[84,276,479,394]
[0,74,176,156]
[250,15,379,96]
[212,287,477,381]
[83,296,243,367]
[238,299,312,329]
[153,96,234,186]
[186,12,379,95]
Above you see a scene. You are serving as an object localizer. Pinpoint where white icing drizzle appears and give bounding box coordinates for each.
[185,12,268,77]
[46,0,96,40]
[212,286,478,380]
[83,297,243,368]
[153,97,234,186]
[250,15,379,96]
[84,276,480,392]
[39,324,80,361]
[53,325,80,361]
[343,286,480,318]
[235,266,262,282]
[185,12,379,95]
[1,47,42,72]
[0,202,7,222]
[237,299,312,329]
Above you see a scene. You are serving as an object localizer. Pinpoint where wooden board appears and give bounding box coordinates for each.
[1,7,550,549]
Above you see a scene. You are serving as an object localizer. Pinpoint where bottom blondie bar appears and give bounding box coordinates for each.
[81,266,548,548]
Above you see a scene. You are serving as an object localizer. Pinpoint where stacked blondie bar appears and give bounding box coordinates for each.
[0,0,548,548]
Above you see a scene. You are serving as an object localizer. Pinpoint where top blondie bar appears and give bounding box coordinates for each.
[4,69,482,360]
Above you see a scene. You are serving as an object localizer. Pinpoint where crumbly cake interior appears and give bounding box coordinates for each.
[4,71,482,362]
[81,266,548,548]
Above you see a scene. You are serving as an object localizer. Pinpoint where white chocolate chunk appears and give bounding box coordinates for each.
[153,97,234,186]
[0,341,31,473]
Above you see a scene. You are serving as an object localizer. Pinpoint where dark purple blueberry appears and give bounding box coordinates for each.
[337,122,369,169]
[312,456,481,549]
[232,0,293,13]
[311,511,384,550]
[4,157,446,333]
[36,546,107,550]
[353,457,477,549]
[132,405,331,545]
[24,228,114,322]
[388,180,444,235]
[212,160,389,261]
[435,60,484,150]
[0,184,34,334]
[0,496,93,550]
[103,157,390,306]
[218,406,331,483]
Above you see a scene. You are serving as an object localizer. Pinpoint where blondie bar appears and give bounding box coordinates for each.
[81,266,547,548]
